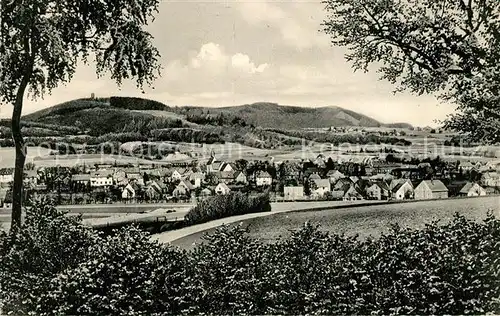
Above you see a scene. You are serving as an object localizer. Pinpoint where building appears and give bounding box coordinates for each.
[121,183,138,200]
[414,180,449,200]
[283,186,304,201]
[366,182,390,200]
[170,169,184,182]
[392,180,414,200]
[326,170,345,183]
[311,179,331,197]
[71,174,91,186]
[0,168,14,183]
[234,171,248,184]
[459,182,487,197]
[90,171,113,187]
[189,172,204,188]
[481,172,500,187]
[215,182,231,195]
[255,171,273,187]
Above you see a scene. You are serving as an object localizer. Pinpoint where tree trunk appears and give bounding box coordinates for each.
[10,76,30,232]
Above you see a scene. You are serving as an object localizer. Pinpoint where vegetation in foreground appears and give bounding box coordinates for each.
[1,201,499,315]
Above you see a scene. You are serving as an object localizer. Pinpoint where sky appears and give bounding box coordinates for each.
[0,0,457,127]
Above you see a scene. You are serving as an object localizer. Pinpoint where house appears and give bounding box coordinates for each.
[459,182,487,197]
[173,180,194,197]
[121,183,138,200]
[349,176,359,183]
[200,187,213,197]
[308,173,321,183]
[0,168,14,183]
[189,172,204,188]
[414,180,449,200]
[2,190,12,209]
[219,171,235,184]
[215,182,231,195]
[113,169,128,186]
[256,171,273,186]
[23,170,39,185]
[459,161,475,172]
[343,185,364,201]
[90,171,113,187]
[144,183,162,200]
[366,182,390,200]
[234,171,248,184]
[392,180,414,200]
[71,174,91,186]
[127,172,145,186]
[0,190,7,208]
[284,186,304,201]
[327,170,345,184]
[206,156,223,174]
[311,179,331,197]
[219,162,236,173]
[481,172,500,187]
[170,169,184,182]
[333,178,353,191]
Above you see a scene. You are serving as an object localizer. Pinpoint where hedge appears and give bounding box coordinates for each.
[1,202,500,315]
[184,192,271,225]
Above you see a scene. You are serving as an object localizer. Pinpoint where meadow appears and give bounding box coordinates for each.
[172,196,500,249]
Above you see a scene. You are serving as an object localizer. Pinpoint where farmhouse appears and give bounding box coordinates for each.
[90,171,113,187]
[414,180,449,200]
[459,182,487,197]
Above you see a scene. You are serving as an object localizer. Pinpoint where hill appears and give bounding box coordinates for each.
[207,102,383,129]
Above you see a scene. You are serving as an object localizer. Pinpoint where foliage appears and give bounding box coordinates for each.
[110,96,170,111]
[1,206,500,315]
[322,0,500,142]
[184,192,271,225]
[151,128,224,144]
[37,227,190,316]
[0,199,96,315]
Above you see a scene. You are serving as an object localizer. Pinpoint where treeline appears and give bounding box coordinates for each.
[1,202,499,315]
[186,112,250,127]
[151,128,224,144]
[185,192,271,225]
[268,129,412,146]
[109,96,170,111]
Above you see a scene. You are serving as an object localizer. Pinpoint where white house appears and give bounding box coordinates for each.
[459,182,487,197]
[255,171,273,186]
[0,168,14,184]
[391,180,414,200]
[90,171,113,187]
[121,183,137,200]
[189,172,204,188]
[215,182,231,195]
[171,169,184,182]
[234,171,248,184]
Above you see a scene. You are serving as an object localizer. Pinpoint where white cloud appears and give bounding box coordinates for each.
[231,53,269,74]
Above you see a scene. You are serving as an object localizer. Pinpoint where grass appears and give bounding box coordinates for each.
[172,196,500,250]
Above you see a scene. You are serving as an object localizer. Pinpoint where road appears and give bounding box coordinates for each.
[151,200,386,244]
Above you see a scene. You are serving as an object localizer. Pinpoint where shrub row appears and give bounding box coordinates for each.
[1,202,500,315]
[184,192,271,225]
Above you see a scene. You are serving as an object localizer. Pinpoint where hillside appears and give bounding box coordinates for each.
[23,98,409,132]
[207,102,383,129]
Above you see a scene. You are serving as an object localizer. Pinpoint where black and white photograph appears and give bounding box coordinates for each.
[0,0,499,314]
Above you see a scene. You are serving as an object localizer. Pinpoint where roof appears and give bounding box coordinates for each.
[459,182,483,194]
[309,173,321,180]
[216,182,230,191]
[420,180,448,192]
[179,179,194,191]
[256,171,272,179]
[220,171,235,179]
[189,172,204,180]
[71,174,91,181]
[91,170,113,178]
[313,179,330,188]
[327,170,344,177]
[0,168,14,176]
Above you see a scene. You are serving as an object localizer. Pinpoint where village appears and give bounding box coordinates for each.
[0,152,498,208]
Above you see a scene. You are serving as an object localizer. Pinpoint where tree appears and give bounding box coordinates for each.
[0,0,161,231]
[322,0,500,142]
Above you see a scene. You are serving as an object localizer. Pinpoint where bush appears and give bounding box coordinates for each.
[0,199,96,315]
[1,204,500,315]
[37,227,191,316]
[184,192,271,225]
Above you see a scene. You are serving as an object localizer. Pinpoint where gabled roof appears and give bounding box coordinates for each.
[420,180,448,192]
[71,174,91,181]
[91,170,114,178]
[459,182,483,194]
[309,173,321,181]
[179,179,194,191]
[189,172,204,180]
[327,170,344,177]
[215,182,230,192]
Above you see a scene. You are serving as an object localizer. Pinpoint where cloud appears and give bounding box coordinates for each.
[236,1,330,49]
[231,53,269,74]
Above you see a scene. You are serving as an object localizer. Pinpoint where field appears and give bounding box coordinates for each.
[172,196,500,250]
[0,147,54,168]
